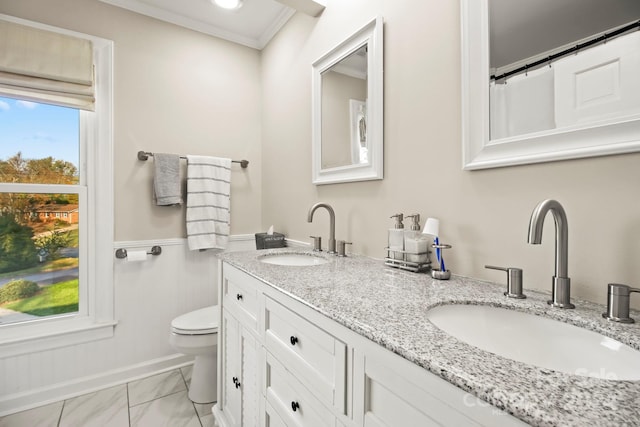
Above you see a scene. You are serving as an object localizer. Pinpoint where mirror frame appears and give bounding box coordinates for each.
[461,0,640,170]
[312,16,383,185]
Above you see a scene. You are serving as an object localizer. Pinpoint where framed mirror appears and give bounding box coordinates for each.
[312,16,383,185]
[461,0,640,170]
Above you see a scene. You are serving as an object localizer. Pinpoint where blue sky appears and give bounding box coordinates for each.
[0,96,79,167]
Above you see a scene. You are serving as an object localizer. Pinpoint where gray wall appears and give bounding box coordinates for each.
[0,0,262,407]
[0,0,263,242]
[261,0,640,308]
[3,0,638,308]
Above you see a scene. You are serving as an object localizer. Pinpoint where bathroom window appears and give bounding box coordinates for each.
[0,17,114,357]
[0,97,82,326]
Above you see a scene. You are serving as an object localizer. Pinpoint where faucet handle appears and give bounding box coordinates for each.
[602,283,639,323]
[309,236,322,252]
[485,265,526,299]
[337,240,352,257]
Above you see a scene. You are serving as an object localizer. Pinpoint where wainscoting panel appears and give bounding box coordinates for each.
[0,236,252,416]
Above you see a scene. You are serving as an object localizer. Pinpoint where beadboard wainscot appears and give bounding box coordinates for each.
[0,234,255,417]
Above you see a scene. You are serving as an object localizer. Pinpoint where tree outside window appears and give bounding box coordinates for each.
[0,96,81,323]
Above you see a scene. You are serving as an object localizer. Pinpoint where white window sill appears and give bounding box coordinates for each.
[0,316,117,358]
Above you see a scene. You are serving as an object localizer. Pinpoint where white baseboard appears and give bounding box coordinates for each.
[0,353,193,417]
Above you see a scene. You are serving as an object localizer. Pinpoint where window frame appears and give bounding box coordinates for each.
[0,15,114,358]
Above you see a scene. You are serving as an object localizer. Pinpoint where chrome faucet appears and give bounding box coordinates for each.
[527,199,574,308]
[307,202,336,254]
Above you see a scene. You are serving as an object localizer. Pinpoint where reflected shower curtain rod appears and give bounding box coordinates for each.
[137,150,249,168]
[491,19,640,82]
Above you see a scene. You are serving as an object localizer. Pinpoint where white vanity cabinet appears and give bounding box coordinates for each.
[214,262,525,427]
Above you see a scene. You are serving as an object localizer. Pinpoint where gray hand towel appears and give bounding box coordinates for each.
[153,153,183,206]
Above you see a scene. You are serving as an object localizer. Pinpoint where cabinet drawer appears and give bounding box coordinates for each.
[265,401,288,427]
[353,346,525,427]
[359,355,482,427]
[223,264,260,332]
[264,297,346,414]
[265,351,336,427]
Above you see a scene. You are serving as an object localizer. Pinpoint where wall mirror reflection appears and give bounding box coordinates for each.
[489,0,640,140]
[321,45,368,169]
[312,16,383,185]
[461,0,640,170]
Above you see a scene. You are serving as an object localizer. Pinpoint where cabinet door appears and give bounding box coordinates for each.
[239,324,260,427]
[221,310,242,427]
[220,308,261,427]
[219,310,260,427]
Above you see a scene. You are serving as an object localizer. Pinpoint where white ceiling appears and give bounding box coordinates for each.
[98,0,296,50]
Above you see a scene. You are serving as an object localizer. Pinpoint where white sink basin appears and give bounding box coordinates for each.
[426,304,640,381]
[258,253,330,266]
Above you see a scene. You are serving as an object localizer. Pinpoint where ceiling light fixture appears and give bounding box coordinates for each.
[212,0,244,10]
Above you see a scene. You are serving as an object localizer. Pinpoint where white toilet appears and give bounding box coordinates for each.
[170,305,219,404]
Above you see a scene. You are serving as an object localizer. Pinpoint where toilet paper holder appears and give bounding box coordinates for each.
[115,246,162,259]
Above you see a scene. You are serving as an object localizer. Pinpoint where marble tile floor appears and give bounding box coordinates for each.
[0,365,215,427]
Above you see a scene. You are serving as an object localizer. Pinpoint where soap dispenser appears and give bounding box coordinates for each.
[388,213,405,260]
[404,214,429,264]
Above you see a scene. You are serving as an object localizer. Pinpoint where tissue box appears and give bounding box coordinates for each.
[255,232,286,249]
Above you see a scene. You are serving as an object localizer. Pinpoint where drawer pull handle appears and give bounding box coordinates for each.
[236,294,243,301]
[291,401,300,412]
[290,336,298,346]
[235,381,241,389]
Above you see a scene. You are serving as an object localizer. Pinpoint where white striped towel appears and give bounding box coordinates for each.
[186,155,232,251]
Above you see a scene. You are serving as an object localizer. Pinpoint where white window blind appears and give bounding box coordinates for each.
[0,18,95,110]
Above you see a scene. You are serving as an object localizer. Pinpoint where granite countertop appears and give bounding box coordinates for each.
[217,247,640,426]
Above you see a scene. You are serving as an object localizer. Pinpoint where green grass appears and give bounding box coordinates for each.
[3,279,78,316]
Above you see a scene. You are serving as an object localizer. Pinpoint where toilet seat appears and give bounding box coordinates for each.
[171,305,219,335]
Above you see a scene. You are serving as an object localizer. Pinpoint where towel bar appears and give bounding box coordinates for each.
[115,245,162,259]
[137,151,249,168]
